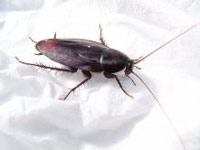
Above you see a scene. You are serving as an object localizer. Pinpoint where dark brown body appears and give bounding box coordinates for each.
[36,39,130,73]
[17,26,136,100]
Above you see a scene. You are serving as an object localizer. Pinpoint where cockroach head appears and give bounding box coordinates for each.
[125,59,141,75]
[125,59,134,75]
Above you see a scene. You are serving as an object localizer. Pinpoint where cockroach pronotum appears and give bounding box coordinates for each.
[15,23,199,150]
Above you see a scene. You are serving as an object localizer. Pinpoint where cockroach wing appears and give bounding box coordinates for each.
[38,39,109,72]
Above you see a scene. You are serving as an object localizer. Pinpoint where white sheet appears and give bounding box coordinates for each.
[0,0,200,150]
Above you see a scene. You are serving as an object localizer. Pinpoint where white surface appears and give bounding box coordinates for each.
[0,0,200,150]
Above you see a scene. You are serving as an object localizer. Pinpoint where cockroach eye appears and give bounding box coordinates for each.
[125,60,133,75]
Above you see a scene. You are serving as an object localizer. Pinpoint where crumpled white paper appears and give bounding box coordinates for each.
[0,0,200,150]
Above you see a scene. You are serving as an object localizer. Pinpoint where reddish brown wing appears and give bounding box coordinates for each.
[37,39,109,72]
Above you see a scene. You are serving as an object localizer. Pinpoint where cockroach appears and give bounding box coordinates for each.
[16,24,198,100]
[16,23,199,150]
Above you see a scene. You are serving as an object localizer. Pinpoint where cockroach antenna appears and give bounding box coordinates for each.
[132,71,187,149]
[29,36,37,44]
[132,22,200,150]
[134,22,200,64]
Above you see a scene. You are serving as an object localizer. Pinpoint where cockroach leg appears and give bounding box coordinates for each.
[60,71,92,100]
[15,57,75,72]
[104,72,133,98]
[126,75,136,86]
[29,37,37,44]
[68,67,78,73]
[134,65,141,70]
[54,32,57,39]
[34,52,43,56]
[99,24,107,46]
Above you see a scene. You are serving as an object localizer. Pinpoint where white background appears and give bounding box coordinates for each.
[0,0,200,150]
